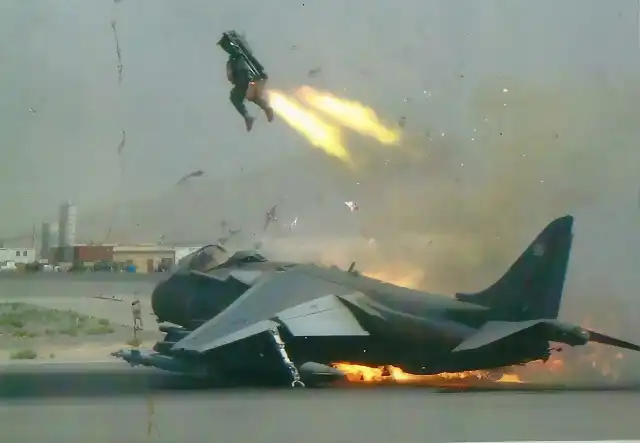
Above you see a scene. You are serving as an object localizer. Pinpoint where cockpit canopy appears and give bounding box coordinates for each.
[227,250,267,264]
[177,244,230,273]
[177,247,268,273]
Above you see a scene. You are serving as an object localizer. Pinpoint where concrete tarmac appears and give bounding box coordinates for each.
[1,362,639,443]
[0,272,162,327]
[0,272,162,299]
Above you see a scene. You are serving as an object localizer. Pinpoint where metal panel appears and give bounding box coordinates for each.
[175,265,353,353]
[452,320,543,352]
[276,294,369,337]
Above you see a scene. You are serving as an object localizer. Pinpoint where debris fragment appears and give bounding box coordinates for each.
[117,129,126,155]
[110,21,123,84]
[117,129,126,171]
[93,294,124,302]
[398,116,406,128]
[308,67,322,77]
[263,204,277,231]
[176,169,204,185]
[284,217,298,232]
[28,108,36,115]
[345,201,359,212]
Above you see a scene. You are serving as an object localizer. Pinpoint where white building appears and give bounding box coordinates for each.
[0,248,36,264]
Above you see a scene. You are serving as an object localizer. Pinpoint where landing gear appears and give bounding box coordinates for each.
[268,328,305,388]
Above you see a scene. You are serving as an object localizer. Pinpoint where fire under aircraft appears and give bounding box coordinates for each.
[113,215,640,387]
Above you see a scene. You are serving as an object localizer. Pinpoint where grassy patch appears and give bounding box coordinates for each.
[10,349,37,360]
[0,302,117,339]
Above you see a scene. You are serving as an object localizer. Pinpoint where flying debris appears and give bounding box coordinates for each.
[28,108,36,115]
[176,169,204,185]
[307,67,322,78]
[263,204,277,231]
[112,215,640,388]
[345,201,359,212]
[117,130,126,155]
[110,21,123,84]
[284,217,298,232]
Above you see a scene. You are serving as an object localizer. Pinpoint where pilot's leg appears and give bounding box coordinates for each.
[230,82,254,132]
[249,95,274,123]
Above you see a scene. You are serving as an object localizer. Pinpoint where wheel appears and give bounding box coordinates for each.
[291,380,306,388]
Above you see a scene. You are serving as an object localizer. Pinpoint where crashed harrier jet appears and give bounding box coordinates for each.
[113,215,640,387]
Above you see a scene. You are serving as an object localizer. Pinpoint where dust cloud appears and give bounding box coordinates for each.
[338,77,640,383]
[257,75,640,384]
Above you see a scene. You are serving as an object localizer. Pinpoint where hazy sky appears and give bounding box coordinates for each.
[2,0,639,233]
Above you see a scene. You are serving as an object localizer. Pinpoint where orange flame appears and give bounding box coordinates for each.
[331,363,523,386]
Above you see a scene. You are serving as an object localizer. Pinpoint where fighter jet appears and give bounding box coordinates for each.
[113,215,640,387]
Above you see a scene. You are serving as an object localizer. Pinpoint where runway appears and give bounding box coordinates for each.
[0,272,161,299]
[1,362,639,443]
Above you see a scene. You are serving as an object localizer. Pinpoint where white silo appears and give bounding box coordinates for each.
[58,201,78,248]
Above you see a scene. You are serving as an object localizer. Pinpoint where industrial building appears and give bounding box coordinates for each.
[112,245,176,273]
[0,248,36,264]
[37,200,208,273]
[48,244,182,273]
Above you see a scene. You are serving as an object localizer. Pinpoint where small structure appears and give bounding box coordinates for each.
[112,245,175,273]
[0,248,36,264]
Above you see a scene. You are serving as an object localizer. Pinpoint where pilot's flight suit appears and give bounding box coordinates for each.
[227,55,273,131]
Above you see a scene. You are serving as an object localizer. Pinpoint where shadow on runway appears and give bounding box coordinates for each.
[2,366,640,399]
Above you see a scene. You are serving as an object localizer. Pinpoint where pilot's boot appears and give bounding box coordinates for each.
[252,97,274,123]
[264,106,274,123]
[244,115,255,132]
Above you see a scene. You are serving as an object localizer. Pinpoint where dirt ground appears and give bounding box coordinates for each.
[0,299,162,362]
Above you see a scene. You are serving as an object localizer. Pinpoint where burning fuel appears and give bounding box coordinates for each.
[331,363,523,386]
[332,342,630,388]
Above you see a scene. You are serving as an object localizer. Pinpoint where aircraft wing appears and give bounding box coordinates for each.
[452,320,545,352]
[173,265,370,354]
[453,319,640,352]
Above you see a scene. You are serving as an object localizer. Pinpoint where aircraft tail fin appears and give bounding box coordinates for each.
[455,215,574,321]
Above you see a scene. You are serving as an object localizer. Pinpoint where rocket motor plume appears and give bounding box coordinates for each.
[267,86,402,167]
[266,90,354,166]
[295,86,402,146]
